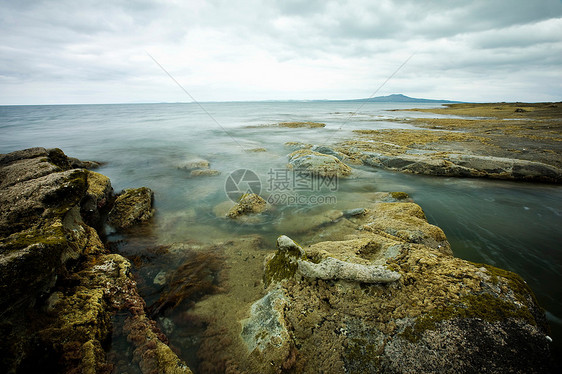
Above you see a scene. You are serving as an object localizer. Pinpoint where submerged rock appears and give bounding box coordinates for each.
[226,193,268,219]
[189,169,221,177]
[178,157,221,177]
[178,158,210,171]
[248,147,267,152]
[288,149,352,178]
[310,145,347,160]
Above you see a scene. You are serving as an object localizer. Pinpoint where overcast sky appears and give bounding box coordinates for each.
[1,0,561,104]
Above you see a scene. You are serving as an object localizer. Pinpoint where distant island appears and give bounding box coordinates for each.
[252,94,463,104]
[345,93,463,103]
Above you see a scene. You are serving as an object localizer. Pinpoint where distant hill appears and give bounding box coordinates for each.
[348,94,462,103]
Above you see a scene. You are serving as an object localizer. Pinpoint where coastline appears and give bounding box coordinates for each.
[335,102,562,183]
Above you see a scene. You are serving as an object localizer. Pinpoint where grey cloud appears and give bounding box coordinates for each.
[0,0,561,103]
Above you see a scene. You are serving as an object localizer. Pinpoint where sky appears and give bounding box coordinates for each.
[1,0,561,105]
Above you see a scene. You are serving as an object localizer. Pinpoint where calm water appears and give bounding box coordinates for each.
[1,102,561,367]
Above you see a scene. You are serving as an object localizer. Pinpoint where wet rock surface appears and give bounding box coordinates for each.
[178,158,221,178]
[288,149,352,178]
[108,187,155,229]
[226,193,268,219]
[0,147,191,373]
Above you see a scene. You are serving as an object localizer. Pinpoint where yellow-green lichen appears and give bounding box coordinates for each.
[471,262,540,306]
[400,293,536,343]
[264,252,299,287]
[390,192,409,200]
[278,122,326,128]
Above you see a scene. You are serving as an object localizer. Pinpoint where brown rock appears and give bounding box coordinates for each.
[107,187,154,229]
[226,193,268,219]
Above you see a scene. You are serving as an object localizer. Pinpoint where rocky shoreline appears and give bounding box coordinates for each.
[332,102,562,183]
[0,148,191,373]
[0,145,555,373]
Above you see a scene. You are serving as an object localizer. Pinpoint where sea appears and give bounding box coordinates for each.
[1,101,561,369]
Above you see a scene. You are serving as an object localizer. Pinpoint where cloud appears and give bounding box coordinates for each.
[0,0,561,104]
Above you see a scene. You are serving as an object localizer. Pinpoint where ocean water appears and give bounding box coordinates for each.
[1,101,561,369]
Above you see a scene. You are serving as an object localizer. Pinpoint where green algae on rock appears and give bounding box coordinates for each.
[336,102,562,183]
[107,187,155,229]
[226,192,268,219]
[288,149,352,178]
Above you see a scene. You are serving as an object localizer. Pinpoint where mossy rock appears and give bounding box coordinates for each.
[107,187,154,229]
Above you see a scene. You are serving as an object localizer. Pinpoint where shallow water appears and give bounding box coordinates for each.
[1,101,561,369]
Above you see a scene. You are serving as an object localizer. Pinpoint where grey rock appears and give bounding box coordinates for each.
[297,257,401,283]
[310,145,347,160]
[178,158,210,171]
[288,149,352,177]
[361,152,562,183]
[240,288,289,353]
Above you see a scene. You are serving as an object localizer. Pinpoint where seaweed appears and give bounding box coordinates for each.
[149,249,225,317]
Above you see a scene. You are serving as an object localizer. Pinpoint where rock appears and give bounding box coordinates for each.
[0,147,65,189]
[247,200,550,373]
[361,152,562,183]
[296,256,401,283]
[278,121,326,128]
[213,201,235,218]
[263,235,306,287]
[81,171,113,229]
[189,169,221,177]
[288,149,352,177]
[240,288,290,353]
[284,141,312,150]
[68,157,103,169]
[0,164,89,314]
[338,106,562,183]
[310,145,347,160]
[178,158,210,171]
[248,147,267,152]
[361,202,452,253]
[226,193,268,219]
[178,158,221,178]
[265,234,400,285]
[107,187,154,229]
